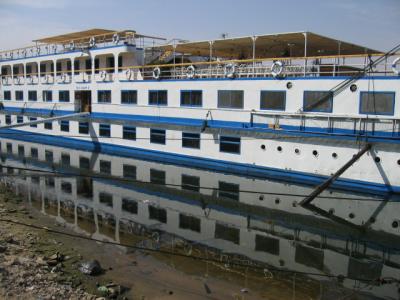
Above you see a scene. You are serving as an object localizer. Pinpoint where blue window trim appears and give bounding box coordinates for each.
[219,135,241,154]
[59,90,70,102]
[148,90,168,106]
[359,91,396,116]
[180,90,203,107]
[303,90,333,113]
[97,90,112,103]
[259,90,286,111]
[217,90,244,109]
[121,90,138,105]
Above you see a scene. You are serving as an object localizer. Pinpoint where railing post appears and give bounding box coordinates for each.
[302,32,308,76]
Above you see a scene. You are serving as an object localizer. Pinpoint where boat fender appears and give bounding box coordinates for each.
[125,68,133,80]
[186,65,196,79]
[392,57,400,75]
[100,70,107,81]
[112,33,120,44]
[224,63,236,78]
[271,61,283,77]
[89,37,96,48]
[69,41,75,50]
[152,67,161,80]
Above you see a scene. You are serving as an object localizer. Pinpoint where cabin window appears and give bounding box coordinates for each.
[106,57,115,73]
[74,60,80,75]
[150,129,166,145]
[61,181,72,194]
[17,116,23,124]
[220,136,241,154]
[94,58,99,74]
[99,124,111,137]
[15,91,23,101]
[150,169,165,185]
[122,198,138,214]
[79,156,90,169]
[123,164,136,179]
[44,121,52,130]
[121,90,137,104]
[61,153,70,166]
[43,90,52,102]
[60,120,69,132]
[40,63,46,75]
[56,62,62,74]
[26,65,32,75]
[118,56,123,69]
[59,90,70,102]
[99,192,113,207]
[217,90,244,109]
[214,223,240,244]
[303,91,333,112]
[66,60,72,75]
[79,122,89,134]
[218,181,240,201]
[98,90,111,103]
[3,91,11,100]
[6,143,12,153]
[17,145,24,157]
[360,92,395,115]
[123,126,136,140]
[28,91,37,101]
[149,90,168,106]
[181,90,202,107]
[5,115,11,124]
[99,160,111,175]
[31,148,38,159]
[12,65,20,77]
[179,214,201,232]
[260,91,286,110]
[181,174,200,192]
[45,150,53,163]
[255,235,280,255]
[148,206,167,223]
[29,117,37,128]
[182,132,200,149]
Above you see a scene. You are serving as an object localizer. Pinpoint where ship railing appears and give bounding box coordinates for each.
[250,111,400,137]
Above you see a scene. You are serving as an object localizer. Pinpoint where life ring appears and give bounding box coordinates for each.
[36,47,41,55]
[89,37,96,48]
[186,65,196,79]
[271,61,283,77]
[100,70,107,81]
[224,63,236,78]
[112,33,120,44]
[69,41,75,50]
[125,68,133,80]
[392,57,400,75]
[152,67,161,80]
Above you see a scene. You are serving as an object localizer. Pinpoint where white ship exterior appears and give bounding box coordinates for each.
[0,29,399,195]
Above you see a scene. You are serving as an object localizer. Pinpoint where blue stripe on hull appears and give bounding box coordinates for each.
[0,129,398,196]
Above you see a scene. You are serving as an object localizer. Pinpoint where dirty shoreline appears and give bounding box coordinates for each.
[0,183,321,300]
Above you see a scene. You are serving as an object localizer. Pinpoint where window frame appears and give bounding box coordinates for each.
[219,135,241,154]
[79,122,89,134]
[59,90,70,102]
[60,120,69,132]
[3,91,11,101]
[303,90,333,113]
[148,90,168,106]
[43,90,53,102]
[359,91,396,116]
[15,90,24,101]
[28,90,37,101]
[260,90,286,111]
[122,125,136,140]
[217,90,244,109]
[180,90,203,107]
[182,132,201,149]
[99,123,111,137]
[97,90,112,103]
[150,128,166,145]
[121,90,137,105]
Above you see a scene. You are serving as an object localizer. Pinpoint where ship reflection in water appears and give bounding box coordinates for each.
[1,136,400,299]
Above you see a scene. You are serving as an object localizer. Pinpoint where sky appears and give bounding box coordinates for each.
[0,0,399,52]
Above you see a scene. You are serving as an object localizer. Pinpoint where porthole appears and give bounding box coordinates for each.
[332,152,338,159]
[369,217,376,223]
[349,213,355,219]
[350,84,357,92]
[295,148,300,154]
[277,146,282,152]
[392,220,399,228]
[261,144,266,150]
[374,157,381,163]
[286,82,293,89]
[312,150,318,157]
[275,198,280,204]
[259,195,264,201]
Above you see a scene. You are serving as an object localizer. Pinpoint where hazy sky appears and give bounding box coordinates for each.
[0,0,399,51]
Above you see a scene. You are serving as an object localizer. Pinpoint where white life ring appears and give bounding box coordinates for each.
[152,67,161,80]
[100,70,107,81]
[392,57,400,75]
[112,33,120,44]
[89,37,96,48]
[224,63,236,78]
[186,65,196,79]
[69,41,75,50]
[125,68,133,80]
[271,61,283,77]
[36,47,41,55]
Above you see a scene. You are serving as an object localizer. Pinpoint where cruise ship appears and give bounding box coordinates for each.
[0,29,399,195]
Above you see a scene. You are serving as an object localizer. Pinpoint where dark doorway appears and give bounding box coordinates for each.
[75,91,92,113]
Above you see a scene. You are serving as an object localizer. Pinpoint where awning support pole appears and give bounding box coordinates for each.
[303,32,308,76]
[252,36,257,77]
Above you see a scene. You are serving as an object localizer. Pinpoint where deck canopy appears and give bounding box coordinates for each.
[156,31,381,59]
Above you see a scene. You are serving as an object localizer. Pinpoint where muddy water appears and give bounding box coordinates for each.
[1,136,400,299]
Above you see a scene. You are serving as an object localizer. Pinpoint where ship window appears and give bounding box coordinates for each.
[79,122,89,134]
[179,214,201,232]
[150,169,165,185]
[44,121,52,130]
[181,90,202,107]
[123,164,136,179]
[77,177,93,198]
[79,156,90,169]
[148,205,167,223]
[74,60,80,75]
[17,116,23,124]
[123,126,136,140]
[98,90,111,103]
[28,91,37,101]
[61,181,72,194]
[31,147,38,159]
[29,117,37,128]
[255,235,280,255]
[39,63,46,75]
[61,153,70,166]
[217,90,244,109]
[94,58,99,74]
[260,91,286,110]
[182,132,200,149]
[181,174,200,192]
[3,91,11,100]
[6,143,12,153]
[45,150,53,163]
[99,160,111,175]
[106,57,115,73]
[18,145,24,157]
[122,198,138,214]
[59,91,70,102]
[121,90,137,104]
[60,120,69,132]
[303,91,333,112]
[26,65,32,75]
[99,192,113,207]
[84,59,91,75]
[15,91,23,101]
[99,124,111,137]
[56,62,62,74]
[149,90,168,106]
[43,90,52,102]
[150,129,166,145]
[218,181,240,201]
[359,92,395,115]
[5,115,11,125]
[219,136,241,154]
[214,223,240,244]
[45,177,55,188]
